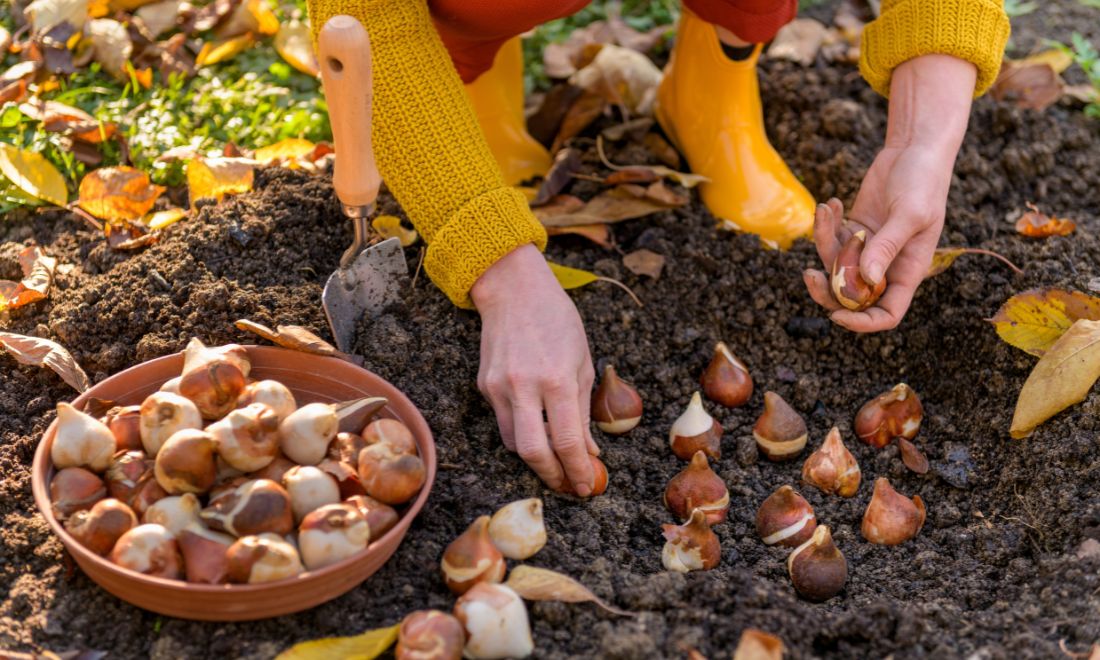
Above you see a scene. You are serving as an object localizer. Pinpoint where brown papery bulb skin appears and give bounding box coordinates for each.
[831,230,886,311]
[802,427,862,497]
[65,498,137,556]
[346,495,399,539]
[591,364,643,435]
[328,432,367,466]
[103,405,143,452]
[700,342,753,408]
[153,429,217,495]
[861,477,926,545]
[50,467,107,520]
[440,515,506,595]
[318,458,367,499]
[248,453,297,484]
[753,392,808,462]
[662,509,721,572]
[201,479,294,537]
[755,485,817,548]
[298,503,371,571]
[358,443,426,505]
[362,418,419,456]
[396,609,465,660]
[664,451,729,524]
[555,454,609,498]
[733,629,785,660]
[854,383,923,449]
[787,524,847,602]
[669,392,723,461]
[178,525,234,584]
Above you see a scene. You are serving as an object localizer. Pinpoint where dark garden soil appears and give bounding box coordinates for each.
[3,6,1100,659]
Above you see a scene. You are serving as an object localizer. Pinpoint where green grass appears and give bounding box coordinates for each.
[1056,32,1100,118]
[1005,0,1039,17]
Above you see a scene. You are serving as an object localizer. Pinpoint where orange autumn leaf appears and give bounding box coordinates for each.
[254,138,316,166]
[186,157,254,210]
[196,32,255,67]
[1015,203,1076,238]
[0,246,57,310]
[78,167,165,221]
[275,22,319,77]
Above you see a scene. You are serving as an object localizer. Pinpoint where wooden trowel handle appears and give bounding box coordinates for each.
[318,16,381,210]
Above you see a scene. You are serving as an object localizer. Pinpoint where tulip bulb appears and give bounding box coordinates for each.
[441,515,506,594]
[298,502,370,570]
[358,442,426,505]
[318,458,366,499]
[787,524,847,602]
[664,451,729,524]
[733,629,785,660]
[208,402,281,472]
[248,453,296,484]
[105,451,148,504]
[861,477,925,545]
[284,465,341,522]
[396,610,466,660]
[160,376,182,394]
[201,478,294,537]
[669,392,722,461]
[65,498,137,556]
[591,364,643,435]
[831,230,885,311]
[896,437,929,474]
[488,498,546,560]
[237,379,297,421]
[854,383,923,449]
[50,466,107,520]
[328,432,367,465]
[178,339,250,420]
[110,523,183,579]
[453,583,534,660]
[362,418,419,455]
[226,533,304,583]
[700,342,753,408]
[154,429,217,495]
[139,391,202,457]
[556,455,609,498]
[142,493,202,536]
[102,405,143,452]
[802,427,861,497]
[51,402,116,472]
[279,402,338,466]
[178,524,235,584]
[346,495,399,539]
[661,509,721,572]
[755,485,816,547]
[753,392,807,461]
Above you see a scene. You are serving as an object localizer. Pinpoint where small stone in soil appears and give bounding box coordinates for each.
[785,316,830,339]
[735,435,758,466]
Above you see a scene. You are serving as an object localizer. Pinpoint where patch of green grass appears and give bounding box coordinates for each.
[1056,33,1100,118]
[1078,0,1100,9]
[1005,0,1039,17]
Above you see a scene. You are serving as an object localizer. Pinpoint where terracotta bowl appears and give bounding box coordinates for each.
[31,346,435,621]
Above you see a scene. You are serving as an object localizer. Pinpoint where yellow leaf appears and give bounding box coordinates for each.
[1010,319,1100,438]
[990,288,1100,357]
[1015,49,1074,74]
[925,247,1021,279]
[146,207,186,230]
[275,624,399,660]
[0,144,68,206]
[505,565,634,617]
[371,215,418,247]
[254,138,316,166]
[196,32,255,68]
[275,22,319,77]
[186,157,254,210]
[215,0,278,39]
[78,166,165,221]
[248,0,279,36]
[548,262,598,289]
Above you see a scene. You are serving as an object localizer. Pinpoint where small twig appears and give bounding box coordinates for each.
[411,246,426,289]
[958,248,1024,274]
[596,275,643,307]
[569,172,605,182]
[67,205,103,233]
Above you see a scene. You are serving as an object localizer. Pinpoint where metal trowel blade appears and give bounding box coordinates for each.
[322,236,408,354]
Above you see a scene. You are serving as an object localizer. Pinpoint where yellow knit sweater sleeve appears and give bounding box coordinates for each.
[306,0,547,309]
[860,0,1011,97]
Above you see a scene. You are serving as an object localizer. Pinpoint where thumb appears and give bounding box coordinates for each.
[860,214,922,286]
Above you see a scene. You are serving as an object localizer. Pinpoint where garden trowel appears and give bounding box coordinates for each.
[318,15,407,353]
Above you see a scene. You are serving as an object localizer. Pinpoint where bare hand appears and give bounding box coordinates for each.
[471,244,599,495]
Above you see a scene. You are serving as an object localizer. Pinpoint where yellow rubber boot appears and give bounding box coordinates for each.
[656,8,815,249]
[464,37,552,187]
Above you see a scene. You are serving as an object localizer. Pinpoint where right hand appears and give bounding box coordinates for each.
[471,244,600,495]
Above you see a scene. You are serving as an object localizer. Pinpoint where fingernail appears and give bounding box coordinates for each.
[576,483,592,497]
[866,261,885,285]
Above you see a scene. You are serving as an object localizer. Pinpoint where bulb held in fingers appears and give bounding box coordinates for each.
[51,402,116,472]
[664,451,729,524]
[65,498,137,556]
[50,466,107,520]
[556,455,608,497]
[830,230,886,311]
[661,509,721,572]
[700,342,753,408]
[802,427,861,497]
[441,515,506,595]
[488,498,546,560]
[755,485,817,547]
[861,477,926,545]
[787,524,847,602]
[396,609,466,660]
[669,392,722,461]
[591,364,643,435]
[139,391,202,457]
[854,383,923,449]
[753,392,807,461]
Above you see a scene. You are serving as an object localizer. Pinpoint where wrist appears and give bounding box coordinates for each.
[470,243,549,311]
[885,54,976,157]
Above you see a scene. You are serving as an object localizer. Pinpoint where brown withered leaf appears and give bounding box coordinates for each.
[0,61,39,104]
[605,167,657,185]
[20,98,118,143]
[644,132,680,169]
[85,18,132,79]
[235,319,363,365]
[550,91,605,153]
[991,62,1063,111]
[135,0,183,37]
[533,147,582,206]
[1010,319,1100,438]
[505,565,635,617]
[733,629,785,660]
[532,194,584,221]
[106,223,159,250]
[539,185,680,228]
[597,136,708,188]
[607,14,669,54]
[767,18,828,66]
[569,44,662,116]
[37,22,77,74]
[0,245,57,310]
[527,84,584,147]
[644,180,688,206]
[545,224,613,249]
[181,0,238,33]
[78,166,165,221]
[925,246,1022,279]
[896,437,929,474]
[0,330,90,392]
[622,249,665,279]
[600,117,654,142]
[1015,202,1076,238]
[542,21,614,79]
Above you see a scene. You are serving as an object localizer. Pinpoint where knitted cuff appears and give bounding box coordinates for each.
[860,0,1010,98]
[425,186,549,309]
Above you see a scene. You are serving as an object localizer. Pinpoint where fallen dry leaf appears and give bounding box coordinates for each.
[533,147,582,206]
[991,61,1064,111]
[538,185,680,228]
[24,0,87,33]
[84,18,132,79]
[19,98,118,143]
[548,262,642,307]
[505,565,635,617]
[1015,203,1076,237]
[371,215,418,246]
[767,18,827,66]
[235,319,361,365]
[187,156,254,209]
[598,136,707,188]
[733,629,785,660]
[0,330,90,392]
[644,180,688,206]
[600,117,654,142]
[78,166,165,221]
[545,224,613,249]
[274,624,398,660]
[569,44,662,116]
[0,144,68,206]
[0,246,57,310]
[196,31,254,67]
[1063,83,1098,105]
[925,246,1022,279]
[253,138,316,166]
[605,167,658,185]
[990,288,1100,357]
[275,21,319,77]
[0,61,40,105]
[542,21,613,78]
[644,132,680,169]
[215,0,278,39]
[1014,49,1074,74]
[145,207,187,230]
[1010,319,1100,438]
[181,0,238,33]
[607,14,669,54]
[550,91,605,153]
[896,437,929,474]
[135,0,183,37]
[622,249,665,279]
[105,222,158,250]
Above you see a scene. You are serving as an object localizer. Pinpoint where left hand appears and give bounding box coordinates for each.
[803,54,978,332]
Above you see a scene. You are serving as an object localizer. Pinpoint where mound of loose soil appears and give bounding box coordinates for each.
[3,8,1100,659]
